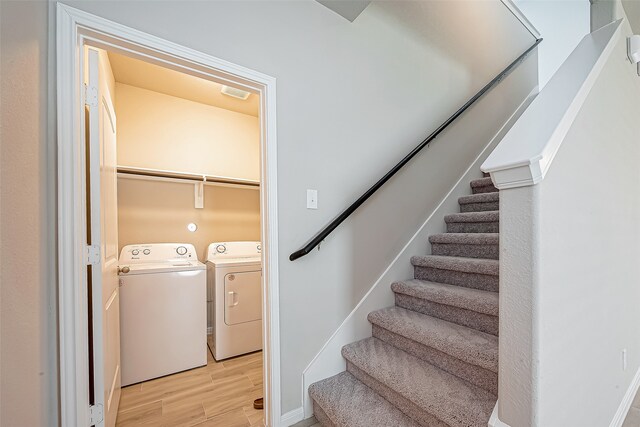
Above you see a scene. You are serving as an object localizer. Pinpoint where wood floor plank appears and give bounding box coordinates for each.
[117,350,263,426]
[202,376,262,418]
[159,401,206,427]
[243,405,264,426]
[211,360,262,383]
[221,351,262,369]
[119,369,213,412]
[116,400,162,426]
[197,408,251,427]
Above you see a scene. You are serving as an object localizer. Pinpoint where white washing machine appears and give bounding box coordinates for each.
[207,241,262,360]
[118,243,207,386]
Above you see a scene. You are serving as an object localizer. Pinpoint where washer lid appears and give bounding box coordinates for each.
[118,260,205,276]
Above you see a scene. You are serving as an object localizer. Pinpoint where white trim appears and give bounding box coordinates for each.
[488,401,511,427]
[482,19,622,189]
[56,4,281,426]
[280,407,304,427]
[301,85,539,418]
[610,366,640,427]
[500,0,541,39]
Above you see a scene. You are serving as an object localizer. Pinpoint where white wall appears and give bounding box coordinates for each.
[622,0,640,33]
[0,1,58,426]
[0,0,538,421]
[535,18,640,426]
[495,14,640,426]
[115,83,260,181]
[514,0,590,87]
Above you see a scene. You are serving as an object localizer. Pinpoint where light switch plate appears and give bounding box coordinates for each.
[307,189,318,209]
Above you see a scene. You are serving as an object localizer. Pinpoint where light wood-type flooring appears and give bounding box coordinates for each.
[116,349,264,426]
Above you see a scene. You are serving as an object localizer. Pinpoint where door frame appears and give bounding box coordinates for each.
[56,4,281,426]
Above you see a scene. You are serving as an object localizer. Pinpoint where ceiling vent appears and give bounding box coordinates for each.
[221,85,251,100]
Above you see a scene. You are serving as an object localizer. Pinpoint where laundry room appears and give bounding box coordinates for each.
[86,47,267,427]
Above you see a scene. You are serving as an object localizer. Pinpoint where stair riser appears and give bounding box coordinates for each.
[372,325,497,395]
[395,293,498,336]
[313,403,335,427]
[346,362,449,427]
[431,243,498,260]
[472,185,498,194]
[446,222,498,233]
[414,267,498,292]
[460,202,499,213]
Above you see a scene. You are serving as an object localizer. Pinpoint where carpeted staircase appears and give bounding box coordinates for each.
[308,174,500,427]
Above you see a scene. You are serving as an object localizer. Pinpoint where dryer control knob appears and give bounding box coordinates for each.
[176,246,188,256]
[216,245,226,254]
[143,249,151,255]
[131,249,139,256]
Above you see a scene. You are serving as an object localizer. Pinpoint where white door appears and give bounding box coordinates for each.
[86,47,121,427]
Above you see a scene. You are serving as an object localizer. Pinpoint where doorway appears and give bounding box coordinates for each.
[57,4,280,427]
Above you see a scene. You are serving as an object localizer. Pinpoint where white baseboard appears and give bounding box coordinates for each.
[610,366,640,427]
[300,86,539,418]
[281,407,304,427]
[488,401,511,427]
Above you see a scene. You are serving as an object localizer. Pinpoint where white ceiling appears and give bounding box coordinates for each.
[107,51,259,117]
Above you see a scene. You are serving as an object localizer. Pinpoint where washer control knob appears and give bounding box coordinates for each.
[257,244,262,252]
[216,244,226,254]
[143,249,151,255]
[131,249,140,256]
[176,246,188,256]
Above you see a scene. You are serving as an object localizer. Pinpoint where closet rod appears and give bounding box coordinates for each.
[117,166,260,187]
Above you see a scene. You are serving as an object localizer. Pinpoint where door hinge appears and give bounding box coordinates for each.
[89,403,104,426]
[84,83,98,107]
[86,244,101,266]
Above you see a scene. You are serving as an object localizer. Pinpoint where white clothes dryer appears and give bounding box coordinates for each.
[207,241,262,360]
[118,243,206,386]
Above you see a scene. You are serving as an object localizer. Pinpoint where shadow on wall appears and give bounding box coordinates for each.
[368,1,531,91]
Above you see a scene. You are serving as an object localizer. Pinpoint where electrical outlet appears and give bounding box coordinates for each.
[623,349,628,371]
[307,189,318,209]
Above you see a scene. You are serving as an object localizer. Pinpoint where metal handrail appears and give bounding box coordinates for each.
[290,38,542,261]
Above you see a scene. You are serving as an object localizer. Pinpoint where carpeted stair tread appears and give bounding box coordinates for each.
[342,337,496,427]
[469,177,498,194]
[445,211,499,223]
[429,233,498,245]
[411,255,498,276]
[368,307,498,372]
[309,371,421,427]
[458,192,499,205]
[392,279,498,317]
[469,177,495,189]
